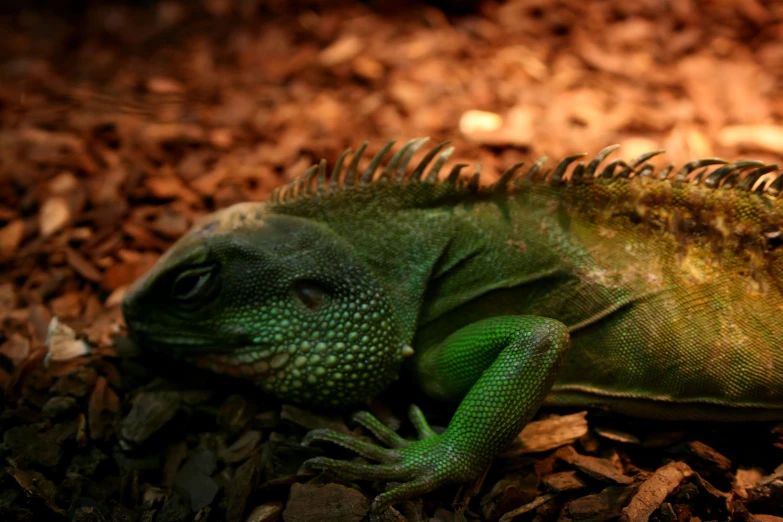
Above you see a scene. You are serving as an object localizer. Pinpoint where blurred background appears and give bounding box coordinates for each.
[1,1,782,520]
[1,0,782,310]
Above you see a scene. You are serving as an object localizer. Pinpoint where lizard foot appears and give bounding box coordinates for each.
[302,405,479,514]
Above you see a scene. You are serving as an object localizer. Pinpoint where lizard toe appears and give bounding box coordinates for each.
[302,428,401,463]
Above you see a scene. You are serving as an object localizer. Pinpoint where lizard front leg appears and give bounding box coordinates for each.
[303,316,570,514]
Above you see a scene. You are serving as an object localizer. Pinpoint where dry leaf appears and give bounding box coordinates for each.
[44,317,91,364]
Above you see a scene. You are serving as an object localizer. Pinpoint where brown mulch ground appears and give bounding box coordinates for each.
[2,0,783,520]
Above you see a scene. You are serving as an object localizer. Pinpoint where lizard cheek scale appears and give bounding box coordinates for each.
[191,292,406,407]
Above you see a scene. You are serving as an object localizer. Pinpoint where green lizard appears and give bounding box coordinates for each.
[121,138,783,513]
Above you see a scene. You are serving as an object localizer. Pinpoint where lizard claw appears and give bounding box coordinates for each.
[302,405,479,514]
[302,428,401,463]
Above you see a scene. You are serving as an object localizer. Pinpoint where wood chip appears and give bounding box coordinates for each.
[543,470,588,492]
[88,375,121,441]
[44,317,91,364]
[619,461,693,522]
[105,285,127,308]
[49,291,83,319]
[226,453,264,520]
[282,483,368,522]
[674,440,733,488]
[146,76,184,94]
[280,404,352,435]
[718,125,783,154]
[145,174,191,200]
[747,462,783,504]
[460,110,504,134]
[39,197,71,237]
[0,333,31,367]
[497,493,554,522]
[510,411,589,455]
[570,485,639,521]
[318,35,363,67]
[0,219,25,258]
[217,394,258,434]
[594,426,641,445]
[65,246,102,282]
[460,106,534,148]
[15,128,95,172]
[148,210,189,238]
[0,282,17,312]
[555,445,633,485]
[755,516,783,522]
[735,468,765,499]
[219,430,262,463]
[480,471,538,520]
[619,138,665,164]
[119,390,182,445]
[245,502,284,522]
[7,468,66,515]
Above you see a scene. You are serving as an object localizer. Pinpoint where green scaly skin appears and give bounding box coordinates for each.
[122,138,783,513]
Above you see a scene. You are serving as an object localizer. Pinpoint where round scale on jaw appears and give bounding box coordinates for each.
[253,360,270,376]
[270,352,290,369]
[176,281,405,407]
[221,289,407,406]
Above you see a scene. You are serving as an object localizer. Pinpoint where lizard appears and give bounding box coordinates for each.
[121,138,783,514]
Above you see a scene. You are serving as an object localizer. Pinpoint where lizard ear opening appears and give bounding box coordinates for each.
[292,280,329,311]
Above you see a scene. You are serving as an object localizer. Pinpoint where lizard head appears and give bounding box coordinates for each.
[121,203,407,407]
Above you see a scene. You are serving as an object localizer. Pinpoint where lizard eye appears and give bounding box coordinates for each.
[292,280,328,311]
[171,266,218,304]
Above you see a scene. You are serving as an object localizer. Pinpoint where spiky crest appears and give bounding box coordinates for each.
[268,138,783,207]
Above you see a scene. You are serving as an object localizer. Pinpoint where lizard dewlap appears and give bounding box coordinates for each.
[122,138,783,512]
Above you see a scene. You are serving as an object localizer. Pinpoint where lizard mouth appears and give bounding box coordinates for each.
[185,346,275,381]
[124,323,273,381]
[124,325,233,356]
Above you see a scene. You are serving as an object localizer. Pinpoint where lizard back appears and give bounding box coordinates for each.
[265,139,783,419]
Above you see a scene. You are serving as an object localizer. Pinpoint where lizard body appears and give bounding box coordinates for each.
[122,139,783,512]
